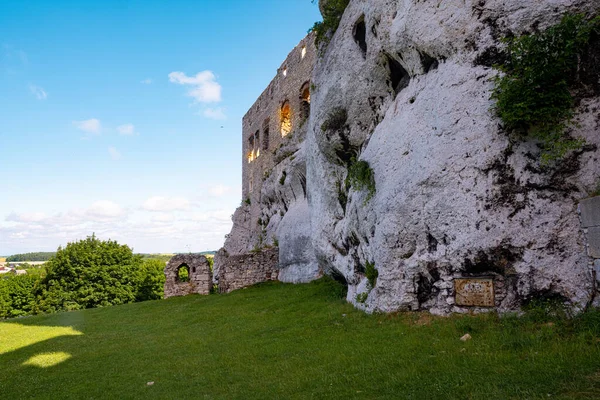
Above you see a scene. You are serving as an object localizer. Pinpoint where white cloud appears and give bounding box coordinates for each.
[208,185,230,197]
[117,123,137,136]
[169,70,222,103]
[6,212,48,223]
[1,201,235,254]
[29,84,47,100]
[86,200,126,219]
[140,78,153,84]
[142,196,190,212]
[108,147,122,160]
[203,107,227,120]
[73,118,101,134]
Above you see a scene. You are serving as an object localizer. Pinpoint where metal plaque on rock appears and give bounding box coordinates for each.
[454,278,495,307]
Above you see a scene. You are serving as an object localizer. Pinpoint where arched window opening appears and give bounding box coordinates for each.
[280,101,292,137]
[262,118,270,150]
[300,82,311,122]
[282,67,288,77]
[301,45,307,59]
[177,264,190,282]
[249,177,254,193]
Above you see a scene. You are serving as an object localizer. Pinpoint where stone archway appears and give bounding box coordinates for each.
[164,254,212,298]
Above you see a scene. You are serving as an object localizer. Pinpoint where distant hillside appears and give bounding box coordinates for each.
[137,251,216,263]
[6,252,55,262]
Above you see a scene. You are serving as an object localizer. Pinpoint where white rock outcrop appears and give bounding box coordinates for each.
[307,0,600,313]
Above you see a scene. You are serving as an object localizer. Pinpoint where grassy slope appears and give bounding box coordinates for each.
[1,279,599,399]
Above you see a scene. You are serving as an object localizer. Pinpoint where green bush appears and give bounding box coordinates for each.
[0,274,41,318]
[136,259,165,301]
[35,235,145,313]
[321,107,347,132]
[346,158,376,201]
[492,14,600,164]
[355,292,368,304]
[310,0,350,49]
[365,261,378,288]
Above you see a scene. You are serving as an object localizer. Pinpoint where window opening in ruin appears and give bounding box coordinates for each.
[247,135,255,163]
[300,82,311,122]
[249,177,254,193]
[177,264,190,282]
[262,118,270,150]
[192,267,196,273]
[280,101,292,136]
[301,45,307,59]
[353,16,367,57]
[282,67,288,77]
[254,130,260,158]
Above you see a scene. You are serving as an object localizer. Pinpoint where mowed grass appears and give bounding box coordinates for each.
[1,279,600,399]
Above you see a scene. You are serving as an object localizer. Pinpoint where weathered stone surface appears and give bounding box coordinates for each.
[587,227,600,258]
[305,0,600,314]
[218,0,600,314]
[580,196,600,228]
[277,199,322,283]
[164,254,211,299]
[217,248,279,293]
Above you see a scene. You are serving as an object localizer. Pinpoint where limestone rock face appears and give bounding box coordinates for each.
[307,0,600,313]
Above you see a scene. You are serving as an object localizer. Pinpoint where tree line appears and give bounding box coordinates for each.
[6,252,56,262]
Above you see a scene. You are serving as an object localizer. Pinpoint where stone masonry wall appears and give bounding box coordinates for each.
[580,196,600,298]
[217,248,279,293]
[164,254,212,299]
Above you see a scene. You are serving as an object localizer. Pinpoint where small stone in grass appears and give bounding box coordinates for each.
[147,382,154,386]
[460,333,472,342]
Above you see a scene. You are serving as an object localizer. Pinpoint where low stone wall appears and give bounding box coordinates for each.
[216,248,279,293]
[164,254,212,299]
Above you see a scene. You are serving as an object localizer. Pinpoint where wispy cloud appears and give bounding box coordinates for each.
[117,123,137,136]
[108,147,122,160]
[73,118,101,135]
[140,78,153,84]
[142,196,190,212]
[202,107,226,120]
[86,200,126,219]
[29,84,47,100]
[208,185,231,197]
[168,70,222,103]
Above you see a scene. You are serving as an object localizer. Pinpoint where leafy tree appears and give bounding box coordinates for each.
[36,235,144,313]
[136,259,165,301]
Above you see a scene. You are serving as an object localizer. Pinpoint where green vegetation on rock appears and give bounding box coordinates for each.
[492,14,600,164]
[346,158,376,201]
[310,0,350,50]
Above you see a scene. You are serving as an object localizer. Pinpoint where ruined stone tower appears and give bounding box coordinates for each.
[214,33,320,288]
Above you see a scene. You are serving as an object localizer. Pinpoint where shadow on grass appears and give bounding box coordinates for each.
[1,278,600,399]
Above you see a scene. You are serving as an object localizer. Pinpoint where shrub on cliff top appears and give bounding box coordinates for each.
[492,14,600,164]
[310,0,350,49]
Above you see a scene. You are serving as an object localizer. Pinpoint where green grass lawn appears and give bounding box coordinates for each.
[1,278,600,399]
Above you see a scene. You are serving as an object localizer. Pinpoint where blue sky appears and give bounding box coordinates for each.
[0,0,321,255]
